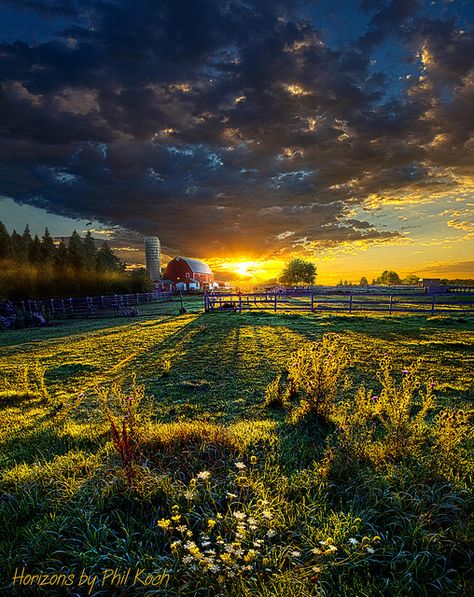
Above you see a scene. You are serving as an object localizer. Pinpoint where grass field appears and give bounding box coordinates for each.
[0,298,473,596]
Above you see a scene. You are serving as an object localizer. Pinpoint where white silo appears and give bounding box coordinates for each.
[144,236,161,281]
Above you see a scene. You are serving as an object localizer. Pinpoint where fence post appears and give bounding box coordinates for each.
[389,295,393,314]
[431,294,435,315]
[204,291,207,312]
[239,294,242,313]
[274,293,277,312]
[311,293,314,312]
[349,292,353,314]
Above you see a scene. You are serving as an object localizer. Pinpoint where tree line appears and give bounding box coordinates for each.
[0,223,152,299]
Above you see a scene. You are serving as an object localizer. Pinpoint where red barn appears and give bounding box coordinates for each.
[164,257,215,290]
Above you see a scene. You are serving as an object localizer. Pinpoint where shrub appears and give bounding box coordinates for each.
[330,357,436,472]
[286,334,350,421]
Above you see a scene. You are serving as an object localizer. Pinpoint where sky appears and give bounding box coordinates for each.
[0,0,473,283]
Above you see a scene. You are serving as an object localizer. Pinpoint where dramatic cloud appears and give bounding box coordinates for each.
[0,0,473,261]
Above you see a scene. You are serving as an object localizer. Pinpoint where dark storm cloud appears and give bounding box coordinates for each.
[0,0,473,258]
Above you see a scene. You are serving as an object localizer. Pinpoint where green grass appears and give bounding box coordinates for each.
[0,302,473,595]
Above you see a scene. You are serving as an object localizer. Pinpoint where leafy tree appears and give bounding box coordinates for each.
[96,242,123,272]
[279,259,317,286]
[403,274,420,285]
[0,221,12,259]
[376,270,401,285]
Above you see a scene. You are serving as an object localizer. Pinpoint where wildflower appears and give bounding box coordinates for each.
[262,510,272,519]
[233,511,246,521]
[226,492,238,499]
[235,461,246,470]
[348,538,359,546]
[236,476,247,486]
[366,547,375,554]
[171,514,181,523]
[266,529,276,538]
[183,490,195,500]
[170,540,181,550]
[244,549,257,562]
[327,545,338,553]
[319,540,327,546]
[208,519,217,529]
[157,518,172,530]
[402,369,409,374]
[311,548,322,555]
[182,555,193,565]
[220,553,233,565]
[291,550,301,558]
[247,517,257,526]
[209,564,220,573]
[197,470,211,480]
[250,455,258,464]
[371,395,378,401]
[373,535,382,542]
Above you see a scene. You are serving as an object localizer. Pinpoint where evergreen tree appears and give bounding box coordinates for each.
[68,230,85,268]
[29,235,43,263]
[11,230,27,261]
[41,228,57,263]
[22,224,33,252]
[0,221,12,259]
[83,231,97,270]
[55,239,69,269]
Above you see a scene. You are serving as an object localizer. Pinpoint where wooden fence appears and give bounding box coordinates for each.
[204,291,474,315]
[17,290,173,319]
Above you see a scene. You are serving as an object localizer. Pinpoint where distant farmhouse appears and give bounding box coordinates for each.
[164,256,217,291]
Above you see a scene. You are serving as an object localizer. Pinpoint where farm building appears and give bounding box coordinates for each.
[164,256,216,291]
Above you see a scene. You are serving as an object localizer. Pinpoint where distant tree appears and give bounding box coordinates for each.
[371,278,376,285]
[279,259,317,286]
[338,278,343,286]
[11,230,27,261]
[28,235,43,263]
[83,231,97,270]
[376,270,401,285]
[128,268,153,292]
[96,242,123,272]
[0,221,12,259]
[41,228,56,262]
[55,239,69,269]
[68,230,85,268]
[403,273,420,285]
[22,224,32,250]
[359,276,368,286]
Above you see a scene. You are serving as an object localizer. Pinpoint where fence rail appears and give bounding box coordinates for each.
[16,290,173,319]
[204,291,474,316]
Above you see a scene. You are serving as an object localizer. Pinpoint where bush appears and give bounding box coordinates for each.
[286,334,350,421]
[264,374,288,408]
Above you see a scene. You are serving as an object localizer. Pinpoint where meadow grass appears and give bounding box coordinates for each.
[0,301,472,595]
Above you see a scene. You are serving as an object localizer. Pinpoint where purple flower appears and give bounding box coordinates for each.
[371,395,379,401]
[402,369,409,374]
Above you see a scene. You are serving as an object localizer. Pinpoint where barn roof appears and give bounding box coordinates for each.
[175,257,213,275]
